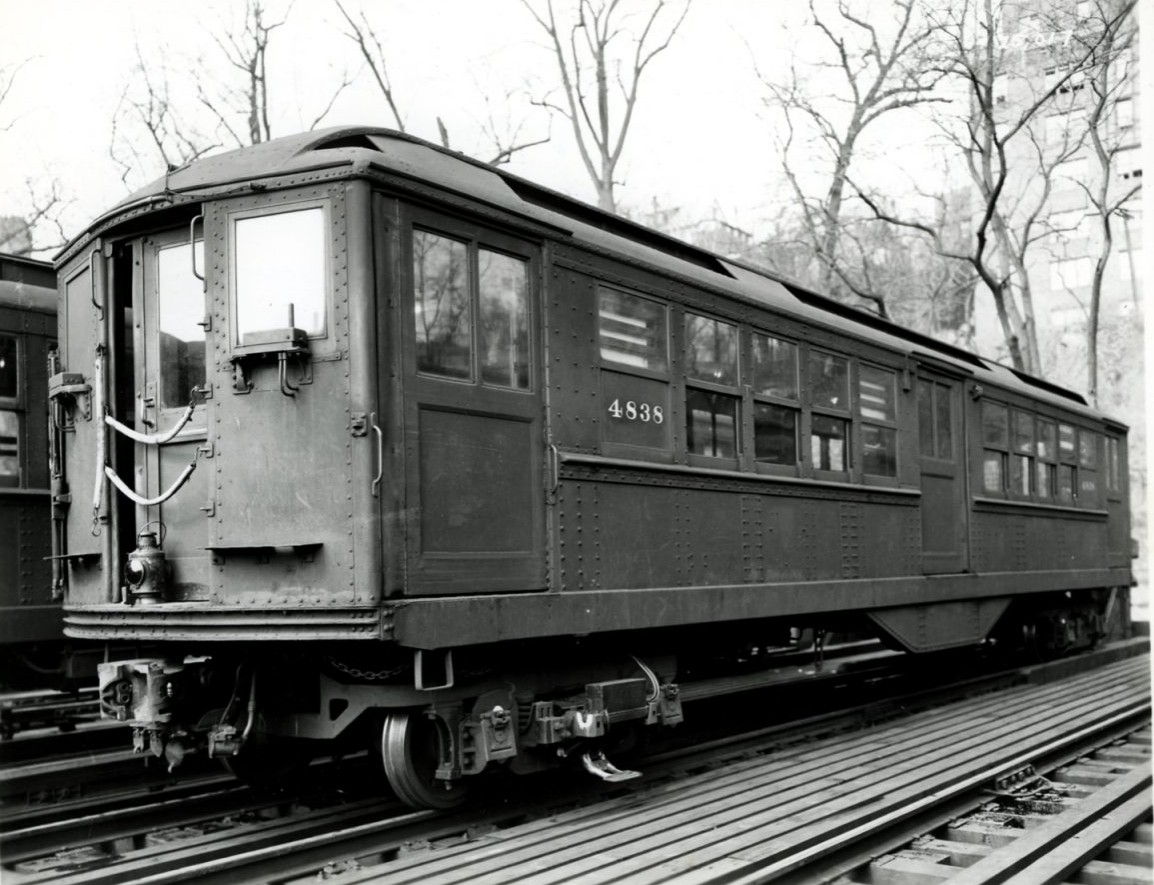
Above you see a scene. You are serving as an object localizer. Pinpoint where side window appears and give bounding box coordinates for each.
[598,287,669,450]
[0,334,19,487]
[599,288,667,372]
[0,409,16,486]
[685,313,740,460]
[1036,419,1057,500]
[859,365,897,477]
[751,333,799,468]
[0,334,16,399]
[1058,423,1077,503]
[1106,436,1121,494]
[413,231,471,380]
[810,351,849,473]
[1078,430,1098,505]
[978,408,1104,508]
[412,227,532,391]
[478,251,530,389]
[1010,411,1035,497]
[982,402,1009,494]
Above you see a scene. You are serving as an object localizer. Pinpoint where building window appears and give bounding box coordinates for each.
[1050,256,1094,291]
[1116,98,1133,130]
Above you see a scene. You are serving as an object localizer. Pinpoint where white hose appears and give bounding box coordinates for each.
[104,461,197,507]
[105,403,195,445]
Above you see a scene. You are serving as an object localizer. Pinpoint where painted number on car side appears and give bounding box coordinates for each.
[607,399,664,424]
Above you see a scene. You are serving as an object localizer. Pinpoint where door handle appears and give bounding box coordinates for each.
[371,412,383,497]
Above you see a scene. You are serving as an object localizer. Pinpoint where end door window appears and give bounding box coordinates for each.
[234,206,327,342]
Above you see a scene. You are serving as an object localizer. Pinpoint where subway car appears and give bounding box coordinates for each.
[50,128,1132,807]
[0,253,61,688]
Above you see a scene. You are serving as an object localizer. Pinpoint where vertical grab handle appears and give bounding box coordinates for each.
[370,412,383,497]
[89,249,104,318]
[190,215,204,283]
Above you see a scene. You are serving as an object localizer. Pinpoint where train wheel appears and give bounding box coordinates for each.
[380,710,469,810]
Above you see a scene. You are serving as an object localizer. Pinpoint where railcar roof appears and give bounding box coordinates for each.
[0,253,56,314]
[72,126,1116,426]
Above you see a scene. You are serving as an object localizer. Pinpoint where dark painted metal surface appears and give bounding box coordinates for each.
[0,254,58,651]
[387,569,1129,649]
[52,128,1132,653]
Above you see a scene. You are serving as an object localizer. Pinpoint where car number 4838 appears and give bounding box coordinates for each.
[607,399,664,424]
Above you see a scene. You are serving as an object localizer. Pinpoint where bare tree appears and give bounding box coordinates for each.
[857,0,1134,374]
[1071,0,1140,405]
[197,0,352,148]
[0,58,33,134]
[761,0,945,314]
[523,0,690,212]
[333,0,407,132]
[110,43,221,189]
[334,0,550,166]
[203,0,288,144]
[473,87,553,167]
[0,57,72,256]
[0,179,71,256]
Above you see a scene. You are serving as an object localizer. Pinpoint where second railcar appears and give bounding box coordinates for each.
[51,128,1132,807]
[0,254,60,687]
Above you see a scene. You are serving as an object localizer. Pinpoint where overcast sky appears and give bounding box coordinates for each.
[0,0,950,256]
